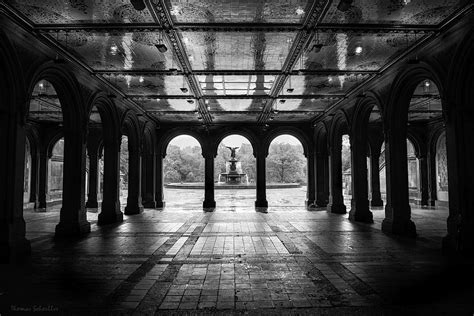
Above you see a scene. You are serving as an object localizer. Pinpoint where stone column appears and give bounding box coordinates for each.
[37,148,49,210]
[417,152,429,206]
[306,148,316,207]
[141,152,156,208]
[203,152,216,209]
[327,139,346,214]
[85,151,99,208]
[0,112,31,262]
[124,147,143,215]
[97,138,123,225]
[382,128,416,237]
[29,149,40,208]
[315,151,329,207]
[428,146,437,206]
[55,129,91,236]
[370,151,384,207]
[349,136,373,223]
[255,148,268,208]
[155,153,165,208]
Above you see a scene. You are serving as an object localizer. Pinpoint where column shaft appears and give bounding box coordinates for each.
[418,155,429,206]
[349,137,373,223]
[155,154,165,208]
[203,155,216,208]
[142,153,156,208]
[370,152,384,207]
[316,152,329,207]
[306,149,316,207]
[327,141,346,214]
[38,150,49,209]
[382,129,416,237]
[29,150,40,208]
[97,140,123,225]
[86,153,99,208]
[255,150,268,208]
[55,130,91,236]
[125,149,143,215]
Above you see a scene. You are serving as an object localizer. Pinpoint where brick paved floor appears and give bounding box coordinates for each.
[1,197,474,315]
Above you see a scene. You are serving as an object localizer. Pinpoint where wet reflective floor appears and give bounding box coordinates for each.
[2,191,473,315]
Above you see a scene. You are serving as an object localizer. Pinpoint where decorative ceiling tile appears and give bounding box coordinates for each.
[56,31,176,71]
[8,0,154,24]
[198,75,275,96]
[181,32,295,70]
[138,98,197,111]
[274,98,337,111]
[102,75,191,96]
[323,0,461,25]
[279,74,369,95]
[166,0,311,23]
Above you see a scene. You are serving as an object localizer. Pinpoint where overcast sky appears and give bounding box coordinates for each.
[169,134,302,149]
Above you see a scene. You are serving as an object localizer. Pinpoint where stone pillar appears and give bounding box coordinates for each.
[255,148,268,208]
[349,136,373,223]
[97,138,123,225]
[37,148,49,210]
[85,151,99,208]
[382,128,416,237]
[203,153,216,209]
[315,151,329,207]
[428,146,437,206]
[29,148,40,208]
[306,148,316,207]
[155,153,165,208]
[0,112,31,262]
[141,152,156,208]
[327,139,346,214]
[55,129,91,236]
[124,147,143,215]
[370,151,384,207]
[417,152,429,206]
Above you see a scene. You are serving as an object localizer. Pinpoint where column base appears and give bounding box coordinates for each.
[142,200,156,208]
[328,203,346,214]
[203,200,216,209]
[349,208,374,223]
[306,200,316,208]
[370,199,384,208]
[124,204,144,215]
[381,217,417,237]
[155,201,166,208]
[0,219,31,263]
[316,199,328,207]
[86,200,99,209]
[98,202,123,225]
[255,200,268,208]
[55,220,91,238]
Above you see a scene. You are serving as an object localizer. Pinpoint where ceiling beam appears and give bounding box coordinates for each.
[95,69,376,76]
[128,95,343,99]
[144,0,212,125]
[258,0,332,124]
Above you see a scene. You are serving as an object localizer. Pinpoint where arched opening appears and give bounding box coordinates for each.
[406,138,419,202]
[266,134,306,207]
[435,132,448,207]
[214,135,255,208]
[119,135,129,204]
[341,134,352,205]
[49,137,64,205]
[23,138,32,206]
[164,135,204,208]
[86,105,104,212]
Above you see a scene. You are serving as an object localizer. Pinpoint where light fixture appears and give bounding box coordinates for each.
[155,32,167,53]
[269,117,274,121]
[296,7,305,15]
[187,99,194,104]
[424,80,431,87]
[279,99,286,103]
[328,76,333,83]
[355,45,363,55]
[130,0,146,11]
[309,31,323,53]
[286,77,294,93]
[110,44,118,55]
[156,98,160,102]
[38,82,44,89]
[337,0,353,12]
[139,76,144,83]
[180,77,188,93]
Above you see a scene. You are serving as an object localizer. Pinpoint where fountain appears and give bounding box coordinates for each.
[218,146,248,185]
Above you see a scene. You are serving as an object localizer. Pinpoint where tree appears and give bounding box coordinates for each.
[266,143,306,183]
[164,145,203,183]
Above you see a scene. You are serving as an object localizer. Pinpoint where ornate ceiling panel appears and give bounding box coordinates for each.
[148,112,202,122]
[138,98,197,111]
[180,32,295,70]
[102,74,191,96]
[294,32,420,71]
[8,0,154,24]
[274,98,337,111]
[166,0,311,24]
[279,74,369,95]
[206,98,267,112]
[269,112,315,122]
[323,0,461,25]
[197,75,275,96]
[57,31,175,70]
[211,112,258,123]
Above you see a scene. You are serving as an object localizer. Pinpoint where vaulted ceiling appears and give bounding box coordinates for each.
[7,0,466,125]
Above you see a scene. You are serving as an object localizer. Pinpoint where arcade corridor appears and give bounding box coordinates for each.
[1,0,474,314]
